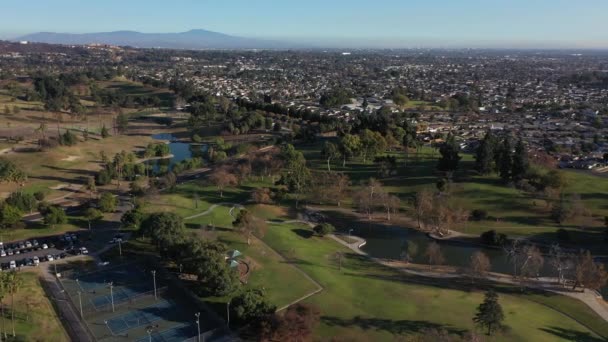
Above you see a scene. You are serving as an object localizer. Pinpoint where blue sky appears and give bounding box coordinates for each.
[2,0,607,48]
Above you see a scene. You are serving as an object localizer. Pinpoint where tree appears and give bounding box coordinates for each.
[121,207,144,229]
[338,134,361,167]
[100,124,110,138]
[86,176,97,199]
[43,206,67,227]
[475,131,497,174]
[0,158,27,184]
[279,144,311,208]
[496,138,512,182]
[321,141,339,172]
[231,288,276,323]
[473,290,504,335]
[98,192,117,213]
[140,212,185,254]
[6,192,37,213]
[260,304,320,342]
[437,133,461,174]
[379,192,400,221]
[359,129,387,163]
[425,242,445,270]
[6,271,22,337]
[251,188,273,204]
[549,244,572,286]
[313,172,350,207]
[469,251,491,283]
[401,240,418,263]
[313,223,335,237]
[511,139,528,182]
[208,168,238,198]
[232,209,267,245]
[0,205,23,229]
[414,189,433,230]
[83,208,103,230]
[573,250,608,291]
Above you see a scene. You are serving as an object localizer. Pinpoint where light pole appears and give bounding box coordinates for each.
[77,290,83,318]
[104,320,114,336]
[151,270,157,300]
[226,300,230,328]
[348,229,353,236]
[118,240,122,257]
[54,263,58,276]
[195,312,201,342]
[109,282,115,312]
[147,328,152,342]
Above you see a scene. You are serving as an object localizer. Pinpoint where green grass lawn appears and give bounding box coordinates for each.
[6,272,69,342]
[262,221,608,341]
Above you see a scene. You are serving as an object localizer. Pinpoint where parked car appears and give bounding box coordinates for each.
[33,256,39,266]
[25,241,32,248]
[9,261,15,269]
[0,250,5,257]
[33,240,39,247]
[42,244,48,250]
[6,250,13,256]
[47,255,54,262]
[80,247,89,255]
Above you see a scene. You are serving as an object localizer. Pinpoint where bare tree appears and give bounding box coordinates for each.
[208,167,238,198]
[519,245,544,280]
[414,189,433,230]
[379,192,401,221]
[425,242,445,270]
[469,251,491,283]
[548,244,572,286]
[573,250,608,291]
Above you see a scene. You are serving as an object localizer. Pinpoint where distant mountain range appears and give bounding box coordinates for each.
[16,29,287,49]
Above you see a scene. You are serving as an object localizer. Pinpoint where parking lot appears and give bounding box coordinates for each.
[0,233,91,271]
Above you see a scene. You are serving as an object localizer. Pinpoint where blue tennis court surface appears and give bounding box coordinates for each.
[90,283,154,309]
[134,324,195,342]
[76,268,146,292]
[106,299,173,335]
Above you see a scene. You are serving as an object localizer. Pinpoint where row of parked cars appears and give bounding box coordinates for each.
[0,239,53,257]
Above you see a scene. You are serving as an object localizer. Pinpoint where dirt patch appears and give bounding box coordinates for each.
[61,155,80,162]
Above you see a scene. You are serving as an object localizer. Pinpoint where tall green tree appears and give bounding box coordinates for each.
[279,144,311,208]
[511,139,529,182]
[496,138,512,182]
[321,141,339,172]
[338,134,361,166]
[437,133,461,174]
[473,290,504,335]
[475,131,497,174]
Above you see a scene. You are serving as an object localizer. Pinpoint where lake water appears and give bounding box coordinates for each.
[148,133,207,173]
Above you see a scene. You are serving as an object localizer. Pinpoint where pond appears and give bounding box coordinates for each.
[349,222,608,298]
[148,133,207,174]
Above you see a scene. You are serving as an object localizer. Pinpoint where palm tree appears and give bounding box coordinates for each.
[6,272,22,337]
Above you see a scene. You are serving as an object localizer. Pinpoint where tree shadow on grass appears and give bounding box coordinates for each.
[291,227,313,239]
[539,326,606,342]
[322,315,466,336]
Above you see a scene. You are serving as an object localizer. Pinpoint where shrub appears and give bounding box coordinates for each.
[33,191,45,201]
[480,230,508,246]
[556,228,570,242]
[471,209,488,221]
[313,223,335,237]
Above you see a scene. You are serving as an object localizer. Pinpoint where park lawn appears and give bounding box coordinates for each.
[1,222,83,243]
[262,221,606,341]
[5,272,69,342]
[298,141,607,247]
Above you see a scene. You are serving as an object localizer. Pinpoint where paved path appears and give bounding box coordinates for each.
[328,234,608,323]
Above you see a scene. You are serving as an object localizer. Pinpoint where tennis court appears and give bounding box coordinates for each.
[58,262,226,341]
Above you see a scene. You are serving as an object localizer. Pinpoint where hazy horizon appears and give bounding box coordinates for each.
[2,0,608,49]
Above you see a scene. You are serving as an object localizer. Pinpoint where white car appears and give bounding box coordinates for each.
[0,250,5,257]
[47,255,54,262]
[9,261,15,269]
[33,256,39,266]
[25,241,32,248]
[80,247,89,255]
[7,250,13,256]
[42,244,48,250]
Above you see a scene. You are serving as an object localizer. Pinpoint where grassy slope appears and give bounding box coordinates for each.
[4,272,68,342]
[263,221,606,341]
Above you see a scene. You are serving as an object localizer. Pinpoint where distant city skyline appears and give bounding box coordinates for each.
[2,0,608,49]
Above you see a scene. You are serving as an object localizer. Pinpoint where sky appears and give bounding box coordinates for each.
[1,0,608,48]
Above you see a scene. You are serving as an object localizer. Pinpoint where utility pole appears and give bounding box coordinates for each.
[109,282,115,312]
[195,312,201,342]
[147,328,152,342]
[118,240,122,257]
[152,270,157,300]
[77,291,83,318]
